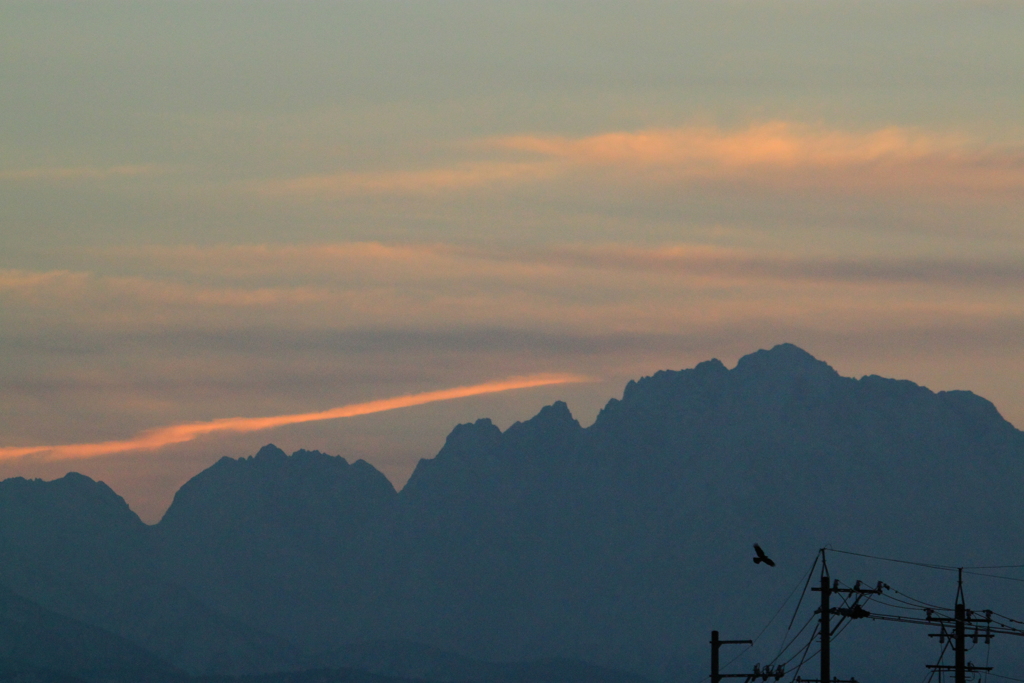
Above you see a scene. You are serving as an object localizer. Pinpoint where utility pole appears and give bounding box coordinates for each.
[926,569,993,683]
[809,549,882,683]
[955,581,965,683]
[820,567,830,683]
[709,632,785,682]
[709,631,752,683]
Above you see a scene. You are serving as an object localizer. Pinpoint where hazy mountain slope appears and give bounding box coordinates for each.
[0,581,180,681]
[154,446,397,653]
[0,474,306,675]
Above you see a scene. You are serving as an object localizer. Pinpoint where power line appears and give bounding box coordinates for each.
[964,565,1024,570]
[786,554,819,631]
[964,570,1024,584]
[990,611,1024,627]
[769,613,817,666]
[828,548,958,572]
[785,624,820,681]
[709,556,823,680]
[887,586,946,610]
[987,674,1024,683]
[755,560,818,644]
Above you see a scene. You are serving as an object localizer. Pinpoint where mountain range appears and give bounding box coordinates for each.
[2,344,1023,683]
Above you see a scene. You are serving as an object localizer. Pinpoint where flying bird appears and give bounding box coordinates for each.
[753,543,776,567]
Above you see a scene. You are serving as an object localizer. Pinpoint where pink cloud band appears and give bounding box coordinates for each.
[0,373,589,462]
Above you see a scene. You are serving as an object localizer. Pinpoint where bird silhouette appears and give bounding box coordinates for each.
[753,543,776,567]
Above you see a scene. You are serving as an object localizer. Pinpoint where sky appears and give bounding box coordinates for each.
[1,1,1023,523]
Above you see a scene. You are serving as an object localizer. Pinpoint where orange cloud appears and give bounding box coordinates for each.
[0,374,589,462]
[255,123,1024,198]
[494,123,961,169]
[257,161,560,197]
[493,123,1024,194]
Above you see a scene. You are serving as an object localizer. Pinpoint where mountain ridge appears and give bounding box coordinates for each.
[2,344,1023,682]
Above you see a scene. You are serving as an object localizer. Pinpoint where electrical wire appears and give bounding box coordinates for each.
[827,548,959,572]
[923,639,951,683]
[964,564,1024,570]
[984,633,991,683]
[711,556,824,680]
[756,558,820,645]
[715,642,749,676]
[785,625,819,682]
[964,570,1024,584]
[769,613,817,666]
[787,554,820,632]
[870,595,937,613]
[885,587,947,611]
[991,611,1024,627]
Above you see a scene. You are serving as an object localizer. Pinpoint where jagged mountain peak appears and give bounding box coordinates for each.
[403,402,585,501]
[0,472,143,532]
[734,342,833,373]
[504,400,581,440]
[440,418,503,454]
[597,344,841,423]
[252,443,288,461]
[532,400,575,423]
[158,446,395,530]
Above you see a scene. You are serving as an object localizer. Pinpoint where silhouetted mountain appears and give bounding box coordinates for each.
[0,474,306,675]
[154,446,397,654]
[3,345,1024,682]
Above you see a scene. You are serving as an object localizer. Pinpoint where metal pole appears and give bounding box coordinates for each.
[955,570,965,683]
[821,571,831,683]
[711,630,720,683]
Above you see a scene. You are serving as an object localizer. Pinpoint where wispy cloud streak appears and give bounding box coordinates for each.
[494,123,954,167]
[0,373,588,461]
[252,123,1024,198]
[259,161,560,197]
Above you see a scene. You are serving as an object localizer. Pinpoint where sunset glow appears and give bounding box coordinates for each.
[0,374,589,462]
[2,2,1022,522]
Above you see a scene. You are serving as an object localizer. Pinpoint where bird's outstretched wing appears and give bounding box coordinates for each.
[753,543,776,567]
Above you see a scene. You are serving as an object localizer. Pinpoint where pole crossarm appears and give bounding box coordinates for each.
[710,631,753,683]
[864,613,1024,636]
[811,580,885,596]
[926,607,992,623]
